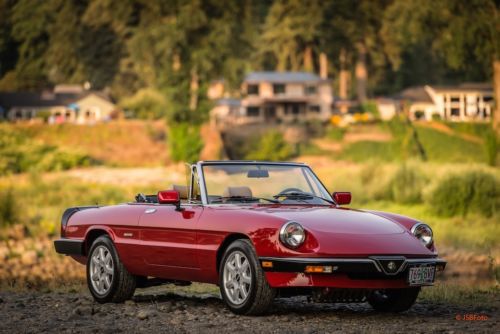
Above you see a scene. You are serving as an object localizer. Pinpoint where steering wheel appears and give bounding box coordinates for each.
[276,188,305,197]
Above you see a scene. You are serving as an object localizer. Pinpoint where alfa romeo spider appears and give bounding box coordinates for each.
[54,161,446,315]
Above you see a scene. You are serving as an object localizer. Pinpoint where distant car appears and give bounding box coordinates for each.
[54,161,446,315]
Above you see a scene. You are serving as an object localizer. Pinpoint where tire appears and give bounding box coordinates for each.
[367,287,420,312]
[86,235,136,303]
[219,239,275,315]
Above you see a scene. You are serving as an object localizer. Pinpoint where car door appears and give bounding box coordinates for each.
[138,204,202,269]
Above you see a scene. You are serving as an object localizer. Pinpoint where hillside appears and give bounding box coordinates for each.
[0,121,169,168]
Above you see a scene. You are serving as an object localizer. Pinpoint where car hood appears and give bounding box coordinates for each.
[249,205,405,235]
[239,205,433,256]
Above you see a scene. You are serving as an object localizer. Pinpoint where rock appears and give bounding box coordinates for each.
[0,297,3,303]
[125,300,136,306]
[137,310,149,320]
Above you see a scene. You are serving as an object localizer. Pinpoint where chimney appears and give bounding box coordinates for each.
[319,52,328,79]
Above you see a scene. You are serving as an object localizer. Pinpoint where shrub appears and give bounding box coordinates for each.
[428,171,499,217]
[120,88,169,120]
[245,131,294,161]
[168,122,203,163]
[387,163,427,204]
[0,188,21,228]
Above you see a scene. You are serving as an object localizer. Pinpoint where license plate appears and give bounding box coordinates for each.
[407,265,436,286]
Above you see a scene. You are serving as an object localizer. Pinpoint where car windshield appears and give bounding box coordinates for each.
[202,163,333,205]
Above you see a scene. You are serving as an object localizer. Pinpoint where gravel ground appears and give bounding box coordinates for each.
[0,288,498,334]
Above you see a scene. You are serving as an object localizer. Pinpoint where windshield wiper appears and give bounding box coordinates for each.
[273,192,335,205]
[211,196,280,204]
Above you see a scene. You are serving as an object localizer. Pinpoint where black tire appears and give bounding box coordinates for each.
[367,287,420,312]
[86,235,136,303]
[219,239,276,315]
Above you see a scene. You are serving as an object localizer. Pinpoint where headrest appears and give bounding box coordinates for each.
[172,184,188,200]
[223,186,253,198]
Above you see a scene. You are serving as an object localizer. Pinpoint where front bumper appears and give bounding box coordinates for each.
[259,256,446,289]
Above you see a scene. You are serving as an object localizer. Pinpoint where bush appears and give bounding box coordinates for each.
[168,122,203,163]
[0,188,21,228]
[387,163,427,204]
[245,131,294,161]
[428,171,499,217]
[0,126,92,175]
[120,88,169,120]
[326,126,346,141]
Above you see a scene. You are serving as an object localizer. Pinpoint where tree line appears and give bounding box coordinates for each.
[0,0,498,127]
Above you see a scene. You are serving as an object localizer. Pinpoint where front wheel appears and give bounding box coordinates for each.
[219,239,276,315]
[367,287,420,312]
[86,235,136,303]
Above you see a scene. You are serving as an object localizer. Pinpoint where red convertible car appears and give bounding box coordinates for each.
[55,161,446,315]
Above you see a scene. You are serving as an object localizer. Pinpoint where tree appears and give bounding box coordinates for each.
[320,0,390,102]
[382,0,500,131]
[258,0,323,72]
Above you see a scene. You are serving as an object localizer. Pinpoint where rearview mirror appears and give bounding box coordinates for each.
[333,192,351,205]
[247,169,269,178]
[158,190,183,211]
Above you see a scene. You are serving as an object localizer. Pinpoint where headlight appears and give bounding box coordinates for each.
[411,223,433,248]
[279,221,306,249]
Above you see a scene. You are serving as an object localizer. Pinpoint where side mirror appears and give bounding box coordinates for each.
[332,192,351,205]
[157,190,183,211]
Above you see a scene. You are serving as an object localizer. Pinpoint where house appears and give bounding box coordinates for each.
[209,72,333,127]
[393,84,493,121]
[0,85,119,124]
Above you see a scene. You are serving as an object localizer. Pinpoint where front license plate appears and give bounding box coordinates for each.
[407,265,436,286]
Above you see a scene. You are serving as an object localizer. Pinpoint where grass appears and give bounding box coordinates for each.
[415,125,486,163]
[420,283,499,307]
[1,120,168,167]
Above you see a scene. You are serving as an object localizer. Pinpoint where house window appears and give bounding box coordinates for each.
[450,107,460,116]
[273,84,285,95]
[247,84,259,95]
[484,96,493,102]
[305,85,317,95]
[291,104,300,115]
[308,105,320,113]
[247,106,260,117]
[450,96,460,103]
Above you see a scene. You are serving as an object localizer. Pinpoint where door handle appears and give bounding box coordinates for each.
[145,208,157,214]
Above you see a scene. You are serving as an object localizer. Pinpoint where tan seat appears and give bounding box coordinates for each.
[172,184,188,200]
[223,186,253,198]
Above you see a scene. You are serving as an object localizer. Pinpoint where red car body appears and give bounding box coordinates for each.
[54,161,445,312]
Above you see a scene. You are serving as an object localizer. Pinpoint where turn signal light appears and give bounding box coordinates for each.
[305,265,333,273]
[262,261,273,268]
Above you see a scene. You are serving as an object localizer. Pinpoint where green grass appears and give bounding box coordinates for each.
[415,125,486,163]
[339,141,402,162]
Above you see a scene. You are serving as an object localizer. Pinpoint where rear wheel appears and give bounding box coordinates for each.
[367,287,420,312]
[219,239,275,315]
[86,236,136,303]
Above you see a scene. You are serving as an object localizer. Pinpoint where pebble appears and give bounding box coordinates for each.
[137,310,149,320]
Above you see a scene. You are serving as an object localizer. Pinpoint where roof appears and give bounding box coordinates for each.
[0,90,112,109]
[396,86,433,103]
[244,72,322,83]
[430,83,492,93]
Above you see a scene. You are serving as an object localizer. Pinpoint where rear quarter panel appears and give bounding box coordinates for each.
[65,204,147,273]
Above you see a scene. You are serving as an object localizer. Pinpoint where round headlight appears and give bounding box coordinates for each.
[411,223,433,248]
[279,221,306,249]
